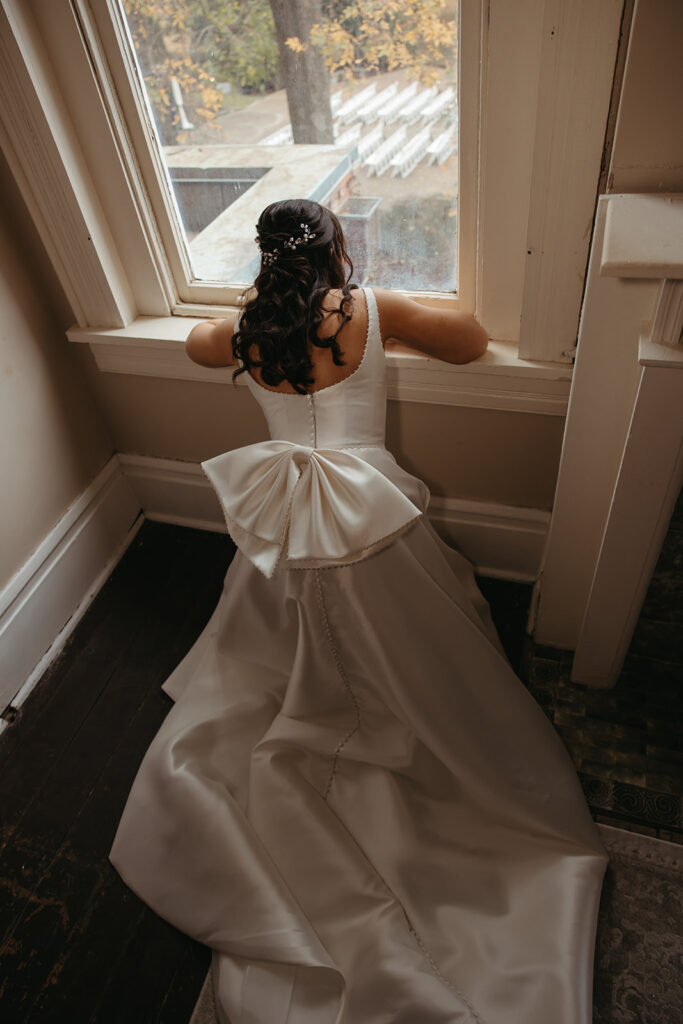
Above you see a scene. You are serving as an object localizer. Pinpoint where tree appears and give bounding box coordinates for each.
[280,0,456,142]
[268,0,335,144]
[123,1,457,146]
[123,0,223,144]
[312,0,457,84]
[188,1,280,96]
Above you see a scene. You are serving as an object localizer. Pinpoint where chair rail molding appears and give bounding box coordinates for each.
[532,193,683,687]
[67,320,572,414]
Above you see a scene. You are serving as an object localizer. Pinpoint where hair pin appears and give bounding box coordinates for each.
[258,222,316,266]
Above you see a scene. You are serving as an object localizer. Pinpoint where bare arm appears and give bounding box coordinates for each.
[374,288,488,364]
[185,314,238,367]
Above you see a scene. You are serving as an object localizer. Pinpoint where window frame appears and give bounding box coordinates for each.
[0,0,624,386]
[90,0,479,313]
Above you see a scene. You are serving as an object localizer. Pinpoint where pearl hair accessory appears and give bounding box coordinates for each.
[259,222,316,266]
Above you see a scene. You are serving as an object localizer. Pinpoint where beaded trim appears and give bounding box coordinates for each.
[312,568,362,800]
[407,922,483,1022]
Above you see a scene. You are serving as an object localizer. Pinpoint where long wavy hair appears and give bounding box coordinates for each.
[232,199,357,394]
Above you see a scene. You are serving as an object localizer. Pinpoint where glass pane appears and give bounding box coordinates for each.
[122,1,458,293]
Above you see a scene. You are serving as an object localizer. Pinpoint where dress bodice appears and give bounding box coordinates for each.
[201,287,429,577]
[241,287,387,449]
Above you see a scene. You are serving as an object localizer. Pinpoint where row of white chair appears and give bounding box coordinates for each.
[427,126,457,166]
[261,83,455,146]
[263,124,456,180]
[364,126,408,176]
[389,126,433,178]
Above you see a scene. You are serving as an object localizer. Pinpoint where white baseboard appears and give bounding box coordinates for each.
[119,453,549,583]
[0,453,548,734]
[118,453,226,533]
[428,497,550,583]
[0,457,142,725]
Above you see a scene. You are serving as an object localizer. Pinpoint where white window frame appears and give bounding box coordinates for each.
[0,0,624,411]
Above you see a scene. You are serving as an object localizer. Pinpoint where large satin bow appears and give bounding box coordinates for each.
[201,441,422,578]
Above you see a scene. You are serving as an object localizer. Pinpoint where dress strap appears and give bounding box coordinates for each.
[363,287,381,353]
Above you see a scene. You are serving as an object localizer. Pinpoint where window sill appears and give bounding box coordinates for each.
[67,317,572,415]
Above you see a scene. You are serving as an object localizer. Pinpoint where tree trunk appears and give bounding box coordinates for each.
[268,0,334,144]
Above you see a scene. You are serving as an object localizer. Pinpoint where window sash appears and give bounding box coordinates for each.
[91,0,474,310]
[1,0,624,364]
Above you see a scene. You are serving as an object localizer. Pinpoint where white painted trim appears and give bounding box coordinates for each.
[517,0,624,363]
[650,281,683,347]
[571,348,683,687]
[428,497,550,582]
[384,361,569,414]
[0,458,142,720]
[67,320,572,414]
[0,1,135,327]
[532,197,661,651]
[118,454,225,533]
[536,192,683,685]
[85,0,197,306]
[475,0,545,342]
[601,194,683,279]
[1,457,119,619]
[600,194,683,350]
[455,0,482,314]
[118,453,548,582]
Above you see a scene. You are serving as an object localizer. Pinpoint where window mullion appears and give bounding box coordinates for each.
[85,0,201,303]
[517,0,624,363]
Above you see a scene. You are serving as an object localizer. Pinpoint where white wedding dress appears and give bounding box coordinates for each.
[109,288,608,1024]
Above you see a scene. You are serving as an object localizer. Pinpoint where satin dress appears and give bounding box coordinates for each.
[109,288,608,1024]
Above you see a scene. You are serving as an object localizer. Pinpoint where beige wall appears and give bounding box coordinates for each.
[609,0,683,193]
[76,356,564,510]
[0,153,113,590]
[385,401,563,508]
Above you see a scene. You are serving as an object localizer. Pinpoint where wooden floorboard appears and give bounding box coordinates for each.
[0,523,235,1022]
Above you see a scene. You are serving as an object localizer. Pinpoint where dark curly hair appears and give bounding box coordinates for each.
[232,199,357,395]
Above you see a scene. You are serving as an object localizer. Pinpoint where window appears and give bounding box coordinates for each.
[120,0,460,295]
[0,0,624,380]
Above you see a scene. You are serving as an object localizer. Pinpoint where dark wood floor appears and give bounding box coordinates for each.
[0,524,235,1022]
[0,517,680,1021]
[517,487,683,842]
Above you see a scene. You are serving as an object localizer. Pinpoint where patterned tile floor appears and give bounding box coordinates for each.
[518,489,683,843]
[521,644,682,841]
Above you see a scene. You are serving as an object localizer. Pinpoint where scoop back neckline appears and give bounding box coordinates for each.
[245,286,372,398]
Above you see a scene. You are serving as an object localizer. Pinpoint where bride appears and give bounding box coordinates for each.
[109,198,608,1024]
